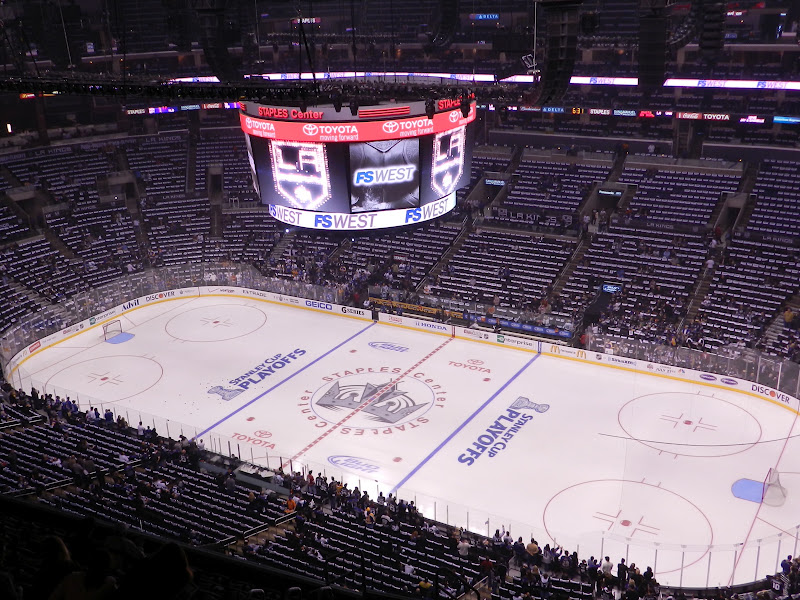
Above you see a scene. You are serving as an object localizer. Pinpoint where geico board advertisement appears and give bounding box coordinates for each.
[269,193,456,231]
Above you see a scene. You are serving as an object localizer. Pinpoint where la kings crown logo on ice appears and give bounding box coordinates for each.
[270,140,331,210]
[316,380,424,424]
[300,369,447,434]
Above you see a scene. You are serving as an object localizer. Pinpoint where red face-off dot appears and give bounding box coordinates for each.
[393,457,402,462]
[684,420,693,425]
[101,377,109,381]
[247,417,255,422]
[350,349,357,353]
[620,519,632,527]
[483,378,491,382]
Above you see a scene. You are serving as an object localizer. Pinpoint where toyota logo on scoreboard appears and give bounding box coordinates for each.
[240,102,476,143]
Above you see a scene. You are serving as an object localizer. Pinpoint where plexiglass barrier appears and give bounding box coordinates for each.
[4,266,800,589]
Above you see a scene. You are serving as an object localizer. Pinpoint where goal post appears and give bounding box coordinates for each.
[762,468,788,507]
[102,320,123,341]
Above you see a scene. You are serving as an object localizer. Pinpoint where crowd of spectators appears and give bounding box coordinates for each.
[0,373,680,600]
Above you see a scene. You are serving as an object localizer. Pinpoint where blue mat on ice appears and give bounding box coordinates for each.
[105,332,135,344]
[732,478,764,503]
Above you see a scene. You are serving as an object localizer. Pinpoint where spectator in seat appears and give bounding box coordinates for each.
[48,548,116,600]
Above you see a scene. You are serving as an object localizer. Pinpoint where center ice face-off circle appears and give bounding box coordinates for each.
[165,304,267,342]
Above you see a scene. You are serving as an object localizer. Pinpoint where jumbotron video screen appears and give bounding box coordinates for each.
[240,99,476,231]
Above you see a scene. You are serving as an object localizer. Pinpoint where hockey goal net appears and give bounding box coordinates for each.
[102,320,123,341]
[762,468,788,506]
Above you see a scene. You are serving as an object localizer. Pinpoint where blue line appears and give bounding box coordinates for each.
[390,352,541,494]
[194,321,376,439]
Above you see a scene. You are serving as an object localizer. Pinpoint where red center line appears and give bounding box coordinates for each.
[284,336,453,467]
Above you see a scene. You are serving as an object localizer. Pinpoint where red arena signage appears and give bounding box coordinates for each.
[257,106,325,120]
[240,102,477,143]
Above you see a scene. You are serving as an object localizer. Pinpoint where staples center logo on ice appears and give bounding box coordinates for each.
[302,124,319,135]
[299,368,446,434]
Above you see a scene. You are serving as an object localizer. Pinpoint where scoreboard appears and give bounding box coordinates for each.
[240,99,477,231]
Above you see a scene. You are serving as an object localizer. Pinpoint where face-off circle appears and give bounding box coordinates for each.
[165,304,267,342]
[44,355,164,403]
[308,373,436,429]
[543,479,713,573]
[617,392,762,457]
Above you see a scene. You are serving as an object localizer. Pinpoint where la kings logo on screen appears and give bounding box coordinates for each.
[270,140,331,210]
[431,127,465,197]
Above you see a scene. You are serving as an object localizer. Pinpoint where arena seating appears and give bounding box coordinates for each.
[0,238,86,301]
[499,155,612,231]
[195,128,259,204]
[45,200,142,287]
[0,204,29,243]
[697,238,798,350]
[218,208,282,268]
[432,230,576,310]
[127,134,189,200]
[618,167,739,227]
[352,223,463,293]
[562,227,708,343]
[748,160,800,238]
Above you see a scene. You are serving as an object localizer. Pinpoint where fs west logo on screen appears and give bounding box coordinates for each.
[352,166,416,185]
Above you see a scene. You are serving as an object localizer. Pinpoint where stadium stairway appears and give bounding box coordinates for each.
[42,227,78,261]
[3,279,60,317]
[269,231,297,262]
[681,269,715,329]
[550,233,591,300]
[731,163,761,230]
[606,150,628,183]
[419,223,472,289]
[762,289,800,352]
[0,165,23,189]
[614,184,638,212]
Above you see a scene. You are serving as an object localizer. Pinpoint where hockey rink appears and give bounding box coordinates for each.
[10,293,800,588]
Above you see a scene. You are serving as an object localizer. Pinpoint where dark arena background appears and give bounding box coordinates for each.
[2,1,800,599]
